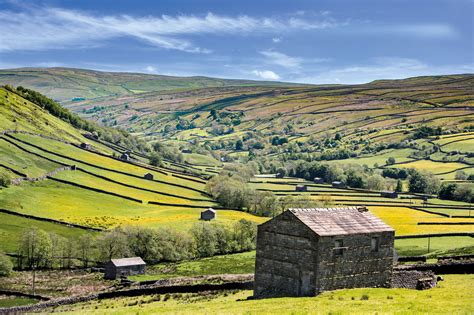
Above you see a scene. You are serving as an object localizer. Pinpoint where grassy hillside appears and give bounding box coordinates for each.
[0,88,265,255]
[47,274,474,314]
[0,68,298,102]
[3,69,472,180]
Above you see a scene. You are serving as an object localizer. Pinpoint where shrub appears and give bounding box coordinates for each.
[0,251,13,276]
[0,173,10,187]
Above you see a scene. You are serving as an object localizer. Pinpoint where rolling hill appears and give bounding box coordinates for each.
[0,67,301,103]
[0,86,264,254]
[3,68,472,179]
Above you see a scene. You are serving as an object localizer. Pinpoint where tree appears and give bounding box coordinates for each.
[235,139,244,151]
[96,229,130,262]
[438,184,457,200]
[455,171,468,180]
[334,133,342,141]
[0,251,13,276]
[19,228,52,269]
[454,185,473,203]
[190,223,217,257]
[366,174,385,191]
[386,157,396,165]
[0,173,11,187]
[408,170,428,193]
[149,152,162,167]
[77,234,95,268]
[233,219,257,252]
[395,180,403,193]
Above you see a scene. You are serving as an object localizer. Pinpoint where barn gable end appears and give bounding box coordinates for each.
[254,207,395,298]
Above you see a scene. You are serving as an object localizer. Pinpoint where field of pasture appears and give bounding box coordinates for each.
[48,274,474,314]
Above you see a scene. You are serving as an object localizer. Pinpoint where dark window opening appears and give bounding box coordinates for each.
[334,240,344,255]
[371,237,379,252]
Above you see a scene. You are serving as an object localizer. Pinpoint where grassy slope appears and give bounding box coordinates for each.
[0,87,264,239]
[52,274,474,314]
[0,67,296,102]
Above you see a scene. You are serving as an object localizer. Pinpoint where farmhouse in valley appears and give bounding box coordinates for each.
[104,257,146,280]
[200,208,216,221]
[254,207,395,298]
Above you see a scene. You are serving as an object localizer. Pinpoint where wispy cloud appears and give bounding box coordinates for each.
[259,50,330,71]
[0,7,344,53]
[259,51,303,69]
[252,70,280,80]
[294,57,474,84]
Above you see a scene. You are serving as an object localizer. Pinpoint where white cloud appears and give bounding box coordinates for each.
[272,37,281,43]
[145,65,157,73]
[356,23,458,39]
[260,50,302,69]
[252,70,280,80]
[293,57,474,84]
[0,7,345,53]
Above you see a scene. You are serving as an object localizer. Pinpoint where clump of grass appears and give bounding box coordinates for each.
[360,294,369,300]
[387,295,393,300]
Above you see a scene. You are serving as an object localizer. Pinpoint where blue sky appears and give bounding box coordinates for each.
[0,0,472,84]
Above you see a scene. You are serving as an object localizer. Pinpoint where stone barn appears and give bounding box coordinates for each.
[104,257,146,280]
[200,208,216,221]
[120,153,130,161]
[313,177,324,184]
[380,191,398,199]
[254,207,394,298]
[80,143,91,150]
[295,185,307,192]
[332,181,346,188]
[144,173,154,180]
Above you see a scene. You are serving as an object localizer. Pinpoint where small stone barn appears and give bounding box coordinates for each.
[380,191,398,199]
[144,172,154,180]
[104,257,146,280]
[254,207,394,298]
[120,153,130,161]
[200,208,216,221]
[80,143,91,150]
[295,185,307,192]
[332,181,346,188]
[313,177,324,184]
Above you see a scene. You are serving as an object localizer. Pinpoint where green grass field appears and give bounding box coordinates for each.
[0,211,95,253]
[0,296,39,308]
[49,274,474,314]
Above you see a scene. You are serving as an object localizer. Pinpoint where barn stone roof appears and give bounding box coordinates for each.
[288,207,394,236]
[110,257,146,267]
[202,208,216,213]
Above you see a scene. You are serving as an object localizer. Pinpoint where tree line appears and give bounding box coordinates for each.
[0,219,257,275]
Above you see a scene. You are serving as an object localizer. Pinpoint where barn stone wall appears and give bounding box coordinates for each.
[254,211,395,298]
[254,211,319,298]
[315,231,394,292]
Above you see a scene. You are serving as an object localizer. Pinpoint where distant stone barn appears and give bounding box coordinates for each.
[295,185,307,192]
[120,153,130,161]
[254,207,394,298]
[200,208,216,221]
[380,191,398,199]
[104,257,146,280]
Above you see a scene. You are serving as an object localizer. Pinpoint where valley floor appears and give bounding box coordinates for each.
[46,274,474,314]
